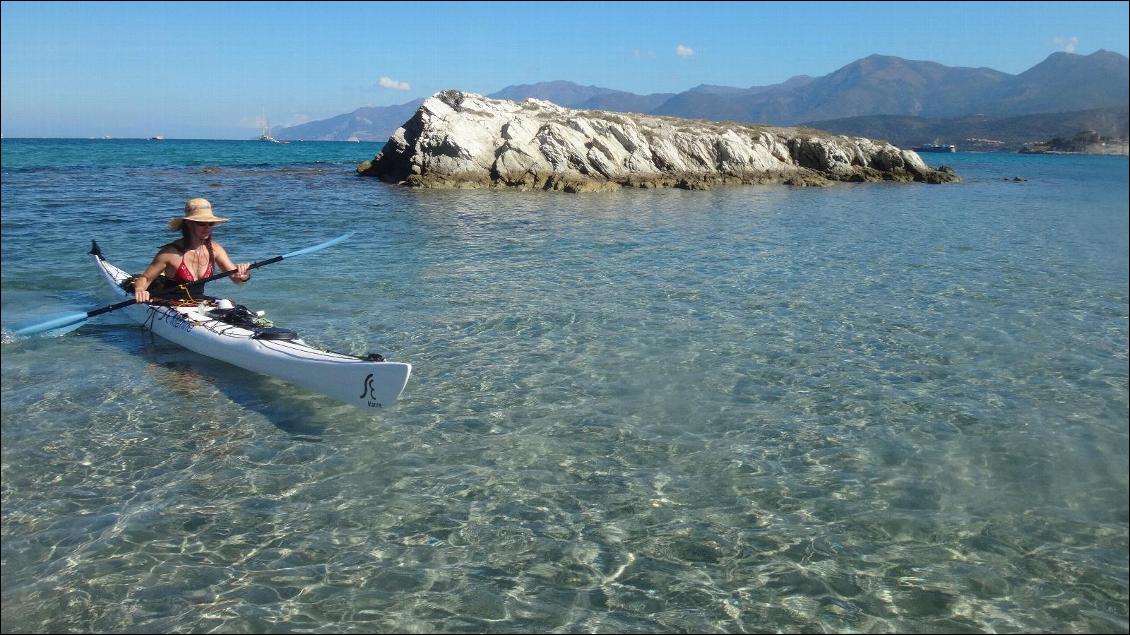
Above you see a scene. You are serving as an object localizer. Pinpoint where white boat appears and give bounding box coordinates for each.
[258,117,289,144]
[91,243,411,410]
[912,143,956,153]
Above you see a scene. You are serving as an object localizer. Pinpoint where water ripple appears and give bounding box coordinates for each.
[2,147,1127,633]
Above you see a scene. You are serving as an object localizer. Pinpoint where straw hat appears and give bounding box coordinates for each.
[168,198,229,231]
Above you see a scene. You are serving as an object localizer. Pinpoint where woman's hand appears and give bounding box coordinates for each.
[233,263,251,283]
[133,277,150,303]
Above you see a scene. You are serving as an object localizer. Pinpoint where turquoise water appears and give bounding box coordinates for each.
[2,139,1127,633]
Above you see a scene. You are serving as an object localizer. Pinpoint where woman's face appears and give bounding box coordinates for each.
[187,220,214,239]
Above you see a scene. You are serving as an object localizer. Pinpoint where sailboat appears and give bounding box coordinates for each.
[258,117,288,144]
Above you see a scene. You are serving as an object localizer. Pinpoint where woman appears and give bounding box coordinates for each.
[132,198,251,302]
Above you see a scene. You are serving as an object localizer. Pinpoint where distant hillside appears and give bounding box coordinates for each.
[487,80,622,106]
[792,56,1011,121]
[650,75,816,121]
[804,107,1130,151]
[653,55,1014,123]
[493,81,677,114]
[993,50,1130,116]
[650,51,1127,124]
[574,91,676,114]
[659,57,1017,123]
[276,50,1129,143]
[275,99,424,141]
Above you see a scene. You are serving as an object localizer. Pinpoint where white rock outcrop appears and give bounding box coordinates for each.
[359,91,958,191]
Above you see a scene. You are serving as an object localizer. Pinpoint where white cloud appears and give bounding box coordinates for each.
[1053,36,1078,53]
[675,44,695,58]
[378,76,411,91]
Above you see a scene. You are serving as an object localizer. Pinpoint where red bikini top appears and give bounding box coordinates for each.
[174,243,214,282]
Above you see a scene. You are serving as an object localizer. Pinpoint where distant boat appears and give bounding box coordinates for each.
[258,117,289,144]
[149,135,164,141]
[913,143,956,153]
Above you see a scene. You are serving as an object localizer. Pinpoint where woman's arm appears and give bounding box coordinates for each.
[133,250,176,303]
[213,242,251,284]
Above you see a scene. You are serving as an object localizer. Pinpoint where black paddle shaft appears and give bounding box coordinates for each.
[16,235,350,337]
[87,254,284,317]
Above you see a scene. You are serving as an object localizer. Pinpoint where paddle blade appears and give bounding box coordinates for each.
[11,311,90,337]
[282,231,354,259]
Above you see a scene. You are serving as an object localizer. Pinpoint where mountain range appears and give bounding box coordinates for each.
[276,50,1129,150]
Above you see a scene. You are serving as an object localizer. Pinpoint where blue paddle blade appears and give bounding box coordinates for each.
[281,231,354,259]
[11,311,89,337]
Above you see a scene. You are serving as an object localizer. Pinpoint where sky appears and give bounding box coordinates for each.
[2,1,1127,139]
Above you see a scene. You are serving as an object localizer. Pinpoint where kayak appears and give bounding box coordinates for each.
[92,244,411,410]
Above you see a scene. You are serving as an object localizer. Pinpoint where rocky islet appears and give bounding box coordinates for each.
[359,90,959,192]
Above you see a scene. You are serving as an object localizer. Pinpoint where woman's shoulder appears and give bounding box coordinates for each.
[157,240,184,255]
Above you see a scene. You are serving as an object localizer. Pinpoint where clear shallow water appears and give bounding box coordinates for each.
[2,140,1127,633]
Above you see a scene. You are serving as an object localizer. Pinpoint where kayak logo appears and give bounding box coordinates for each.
[151,306,194,333]
[360,373,383,408]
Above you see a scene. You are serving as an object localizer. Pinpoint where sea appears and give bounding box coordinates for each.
[1,138,1127,633]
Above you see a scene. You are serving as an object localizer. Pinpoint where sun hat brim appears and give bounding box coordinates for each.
[169,200,229,231]
[168,215,229,231]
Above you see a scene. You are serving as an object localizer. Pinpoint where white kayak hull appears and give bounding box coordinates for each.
[95,254,410,410]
